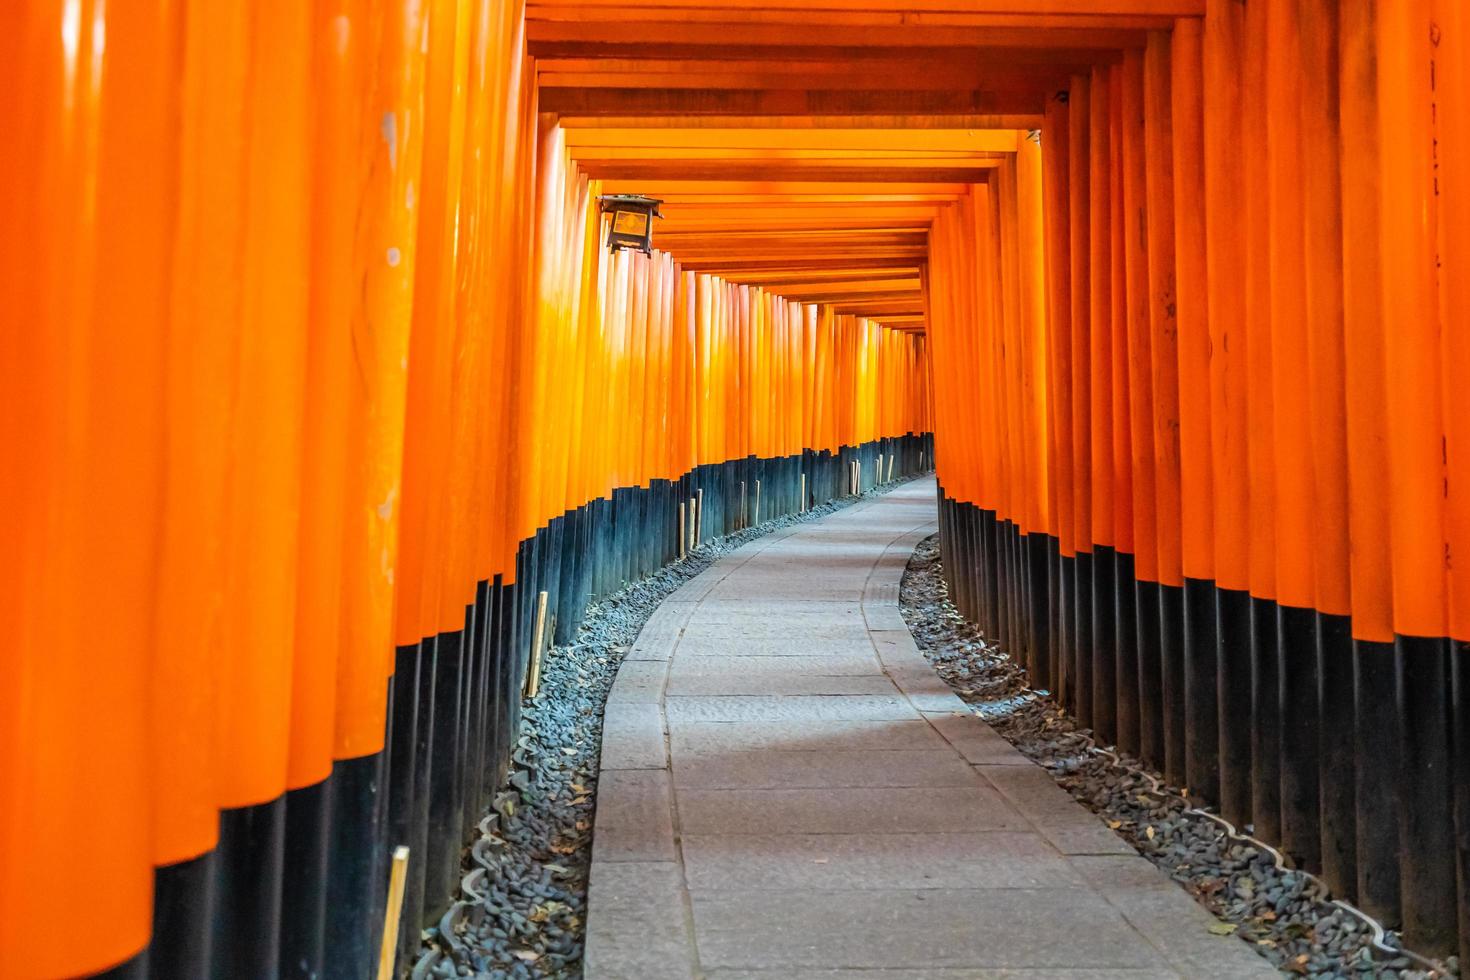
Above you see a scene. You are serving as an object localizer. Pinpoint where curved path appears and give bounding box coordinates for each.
[586,478,1277,980]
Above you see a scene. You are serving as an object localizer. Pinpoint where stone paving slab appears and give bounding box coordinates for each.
[664,693,919,724]
[705,970,1183,979]
[689,888,1166,971]
[666,671,898,696]
[669,718,951,756]
[591,768,677,862]
[684,600,865,624]
[677,785,1024,835]
[674,634,872,657]
[925,711,1035,766]
[598,700,667,771]
[976,764,1139,856]
[583,862,697,980]
[1072,856,1285,979]
[605,659,668,703]
[681,831,1085,890]
[672,747,978,790]
[587,480,1277,980]
[668,653,885,678]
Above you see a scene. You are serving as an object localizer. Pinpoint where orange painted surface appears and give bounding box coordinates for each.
[1143,31,1182,590]
[8,0,1470,972]
[1170,17,1213,585]
[1298,0,1351,622]
[1339,0,1395,643]
[1378,0,1448,640]
[1442,0,1470,641]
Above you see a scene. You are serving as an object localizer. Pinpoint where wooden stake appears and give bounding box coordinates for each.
[525,590,549,698]
[888,454,895,482]
[799,473,806,512]
[688,496,697,552]
[740,480,747,529]
[678,501,686,559]
[695,488,703,541]
[376,846,411,980]
[754,479,761,524]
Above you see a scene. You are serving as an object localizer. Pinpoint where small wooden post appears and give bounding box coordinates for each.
[876,453,884,485]
[799,473,806,513]
[678,501,686,559]
[754,479,761,524]
[688,496,697,552]
[887,453,895,482]
[695,487,704,541]
[740,480,747,529]
[376,846,411,980]
[525,590,549,698]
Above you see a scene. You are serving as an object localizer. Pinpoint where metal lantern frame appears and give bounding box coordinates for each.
[598,194,663,255]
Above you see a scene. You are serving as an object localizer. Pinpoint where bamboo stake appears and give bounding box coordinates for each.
[754,479,761,525]
[376,846,411,980]
[525,590,549,698]
[678,501,686,559]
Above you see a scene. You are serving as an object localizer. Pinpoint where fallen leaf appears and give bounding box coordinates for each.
[1208,922,1238,937]
[1145,826,1155,841]
[1106,820,1122,830]
[512,950,540,963]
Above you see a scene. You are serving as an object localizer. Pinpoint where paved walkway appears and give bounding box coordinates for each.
[585,478,1278,980]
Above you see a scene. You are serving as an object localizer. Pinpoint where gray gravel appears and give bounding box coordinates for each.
[414,479,917,980]
[899,533,1456,980]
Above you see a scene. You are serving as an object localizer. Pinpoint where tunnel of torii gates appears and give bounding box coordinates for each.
[2,0,1469,977]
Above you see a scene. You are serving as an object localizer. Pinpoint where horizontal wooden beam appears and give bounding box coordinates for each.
[540,87,1052,118]
[600,179,976,193]
[581,162,999,181]
[563,127,1022,151]
[527,0,1198,17]
[681,256,924,272]
[540,65,1085,92]
[526,20,1159,54]
[557,113,1046,129]
[571,147,1006,162]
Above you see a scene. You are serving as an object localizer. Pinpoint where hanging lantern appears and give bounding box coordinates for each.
[599,194,663,255]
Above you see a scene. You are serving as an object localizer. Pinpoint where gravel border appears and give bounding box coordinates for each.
[413,479,919,980]
[899,533,1456,980]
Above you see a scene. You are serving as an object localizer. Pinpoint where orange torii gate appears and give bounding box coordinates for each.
[3,0,1468,976]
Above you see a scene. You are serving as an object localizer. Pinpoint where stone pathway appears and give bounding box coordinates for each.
[585,478,1280,980]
